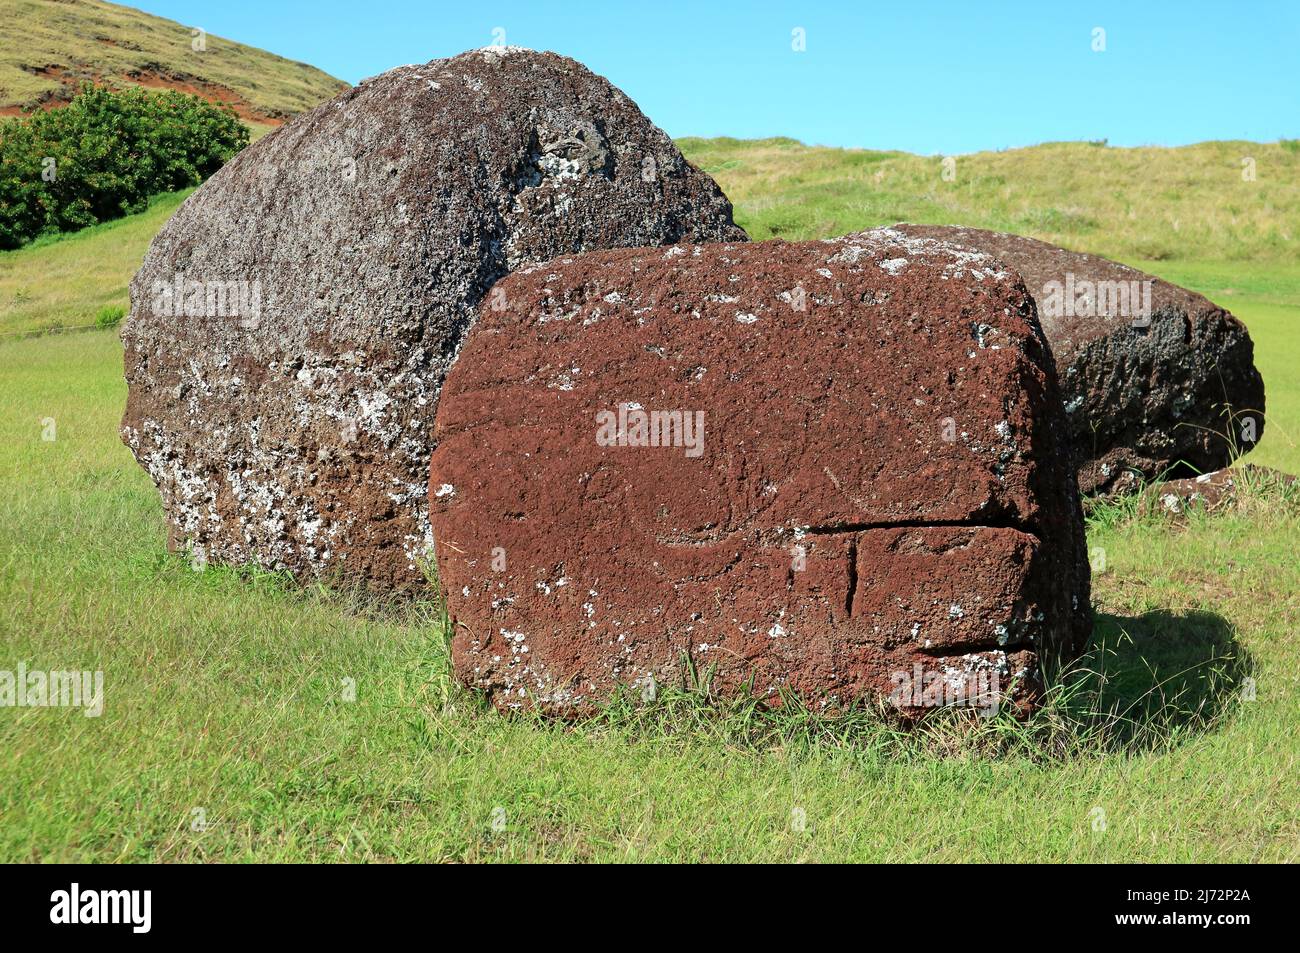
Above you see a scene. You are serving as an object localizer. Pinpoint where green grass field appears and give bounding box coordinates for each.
[0,190,189,337]
[1,138,1297,862]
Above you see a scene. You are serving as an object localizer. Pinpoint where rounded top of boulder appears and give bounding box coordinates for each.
[125,45,745,351]
[883,223,1266,494]
[120,46,746,592]
[886,222,1221,358]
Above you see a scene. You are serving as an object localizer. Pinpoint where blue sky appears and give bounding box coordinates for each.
[131,0,1298,154]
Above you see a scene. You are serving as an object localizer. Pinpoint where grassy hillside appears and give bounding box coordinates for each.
[0,0,346,122]
[0,188,188,335]
[679,137,1300,265]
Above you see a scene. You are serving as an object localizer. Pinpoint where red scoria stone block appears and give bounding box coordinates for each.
[429,230,1092,718]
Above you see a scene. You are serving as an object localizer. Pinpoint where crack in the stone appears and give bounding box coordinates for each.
[844,537,858,616]
[660,518,1040,550]
[802,519,1030,535]
[919,639,1029,657]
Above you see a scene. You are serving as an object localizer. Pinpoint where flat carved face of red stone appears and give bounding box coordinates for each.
[430,230,1091,717]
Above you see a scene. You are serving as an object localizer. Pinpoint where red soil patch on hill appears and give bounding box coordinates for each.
[1,63,285,125]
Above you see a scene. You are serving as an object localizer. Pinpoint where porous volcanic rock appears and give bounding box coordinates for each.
[429,231,1092,717]
[1144,464,1297,517]
[120,47,746,591]
[889,224,1266,494]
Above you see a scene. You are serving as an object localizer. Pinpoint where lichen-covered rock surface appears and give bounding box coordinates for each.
[120,47,746,591]
[889,224,1266,494]
[1144,464,1296,517]
[429,230,1092,716]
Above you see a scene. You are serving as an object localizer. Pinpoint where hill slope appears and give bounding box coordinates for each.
[679,137,1300,266]
[0,0,347,122]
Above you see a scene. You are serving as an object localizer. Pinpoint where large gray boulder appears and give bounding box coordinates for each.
[888,224,1265,494]
[121,47,746,591]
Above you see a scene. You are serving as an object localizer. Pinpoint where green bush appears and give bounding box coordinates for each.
[0,85,249,249]
[94,304,126,329]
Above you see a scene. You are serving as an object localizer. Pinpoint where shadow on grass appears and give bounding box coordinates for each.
[565,608,1256,762]
[420,608,1253,763]
[1051,608,1253,753]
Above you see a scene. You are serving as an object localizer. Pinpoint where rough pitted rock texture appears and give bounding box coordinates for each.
[429,230,1092,717]
[889,224,1266,495]
[1144,464,1297,517]
[120,47,746,591]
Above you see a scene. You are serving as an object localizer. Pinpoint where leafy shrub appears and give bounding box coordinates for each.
[95,304,126,328]
[0,84,249,249]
